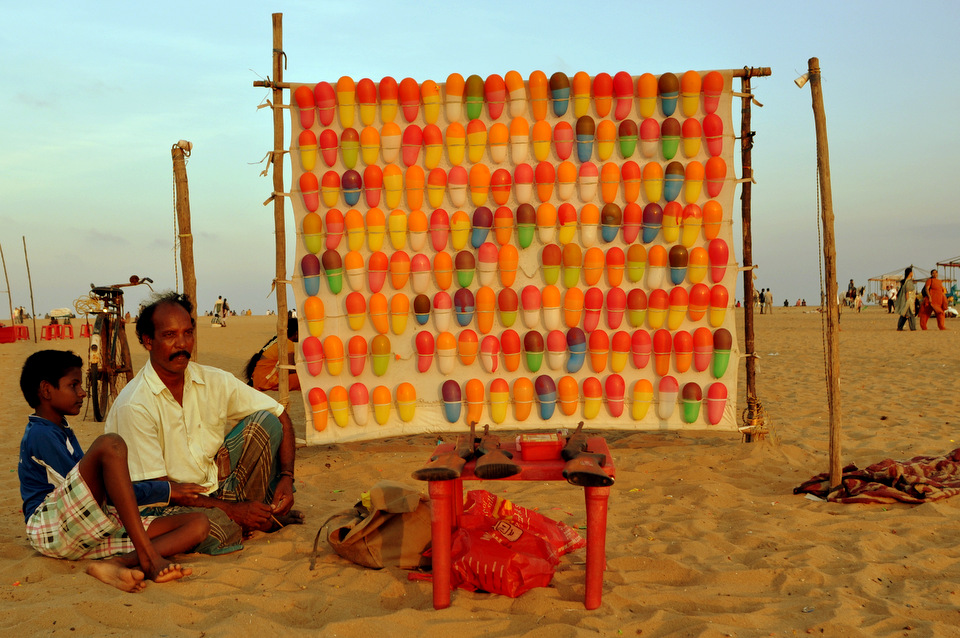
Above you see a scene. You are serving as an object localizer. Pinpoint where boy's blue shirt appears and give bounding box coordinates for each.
[18,415,170,522]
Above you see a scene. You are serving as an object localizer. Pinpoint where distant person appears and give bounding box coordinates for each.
[18,350,208,592]
[894,268,917,331]
[212,296,223,326]
[244,316,301,391]
[919,269,948,330]
[764,288,773,315]
[221,298,230,326]
[887,285,897,314]
[758,288,766,314]
[846,279,856,307]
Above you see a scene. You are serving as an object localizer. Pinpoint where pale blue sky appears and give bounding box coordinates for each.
[2,0,958,316]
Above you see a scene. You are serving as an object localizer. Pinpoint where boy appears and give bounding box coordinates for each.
[18,350,210,592]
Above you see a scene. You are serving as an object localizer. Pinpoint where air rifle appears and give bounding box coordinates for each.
[473,424,522,480]
[560,421,614,487]
[411,422,476,481]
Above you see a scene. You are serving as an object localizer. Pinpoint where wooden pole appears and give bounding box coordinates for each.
[171,143,199,359]
[22,237,37,343]
[270,13,290,407]
[740,72,758,436]
[0,242,13,324]
[807,57,843,487]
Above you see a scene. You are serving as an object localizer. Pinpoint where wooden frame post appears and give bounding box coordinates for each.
[270,13,290,407]
[172,142,198,359]
[806,57,843,487]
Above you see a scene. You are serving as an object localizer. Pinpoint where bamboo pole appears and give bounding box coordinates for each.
[270,13,290,407]
[806,57,843,487]
[23,237,37,343]
[740,72,759,440]
[171,143,199,359]
[1,242,12,324]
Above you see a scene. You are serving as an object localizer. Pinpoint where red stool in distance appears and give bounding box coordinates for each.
[61,324,74,339]
[41,325,59,341]
[16,325,29,340]
[80,323,92,338]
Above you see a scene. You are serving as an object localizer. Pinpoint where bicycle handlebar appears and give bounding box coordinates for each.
[90,276,154,296]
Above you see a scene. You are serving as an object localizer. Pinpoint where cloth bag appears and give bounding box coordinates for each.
[314,480,432,570]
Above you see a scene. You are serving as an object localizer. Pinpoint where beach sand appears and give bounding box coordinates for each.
[2,308,959,637]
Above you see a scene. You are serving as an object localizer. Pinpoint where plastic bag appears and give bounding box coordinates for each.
[446,490,585,597]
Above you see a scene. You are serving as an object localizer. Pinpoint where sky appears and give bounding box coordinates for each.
[2,0,959,318]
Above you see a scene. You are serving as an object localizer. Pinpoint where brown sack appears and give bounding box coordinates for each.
[314,480,432,570]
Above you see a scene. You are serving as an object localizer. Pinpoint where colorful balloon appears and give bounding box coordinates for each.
[323,335,345,376]
[639,117,659,158]
[529,70,549,121]
[378,76,399,124]
[713,328,732,378]
[513,377,534,421]
[657,376,679,420]
[583,246,604,286]
[702,200,723,241]
[709,238,729,283]
[566,327,587,372]
[369,293,389,335]
[557,375,580,416]
[348,335,367,377]
[582,376,603,420]
[693,326,713,372]
[549,71,570,117]
[605,373,626,417]
[636,73,657,119]
[627,288,648,328]
[647,287,668,330]
[627,244,647,284]
[421,79,441,124]
[588,329,609,373]
[390,293,410,335]
[702,71,723,114]
[441,379,462,423]
[294,85,315,129]
[498,287,519,327]
[399,77,420,123]
[680,382,702,424]
[576,115,595,163]
[534,375,557,420]
[501,329,522,372]
[689,283,711,322]
[592,72,613,118]
[371,334,391,376]
[584,287,603,333]
[302,335,324,376]
[372,385,392,425]
[314,81,336,126]
[572,71,591,118]
[436,331,457,374]
[464,378,484,424]
[308,387,328,432]
[631,329,651,369]
[458,329,479,366]
[705,157,726,198]
[706,382,728,425]
[396,382,416,422]
[454,287,476,327]
[480,334,501,373]
[329,385,349,428]
[657,72,679,117]
[709,285,729,327]
[445,73,465,122]
[489,377,509,424]
[524,330,545,372]
[505,70,526,117]
[673,330,693,373]
[631,379,653,421]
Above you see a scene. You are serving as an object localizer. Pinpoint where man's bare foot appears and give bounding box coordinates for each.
[87,559,147,592]
[151,563,193,583]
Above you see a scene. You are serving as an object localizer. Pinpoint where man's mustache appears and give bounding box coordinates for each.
[169,350,192,361]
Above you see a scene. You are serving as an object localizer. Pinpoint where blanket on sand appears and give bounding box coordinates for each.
[794,447,960,504]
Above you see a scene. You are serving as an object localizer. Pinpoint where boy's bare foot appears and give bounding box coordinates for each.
[151,563,193,583]
[87,559,147,592]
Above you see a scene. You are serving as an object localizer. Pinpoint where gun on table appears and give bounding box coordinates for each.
[561,421,614,487]
[411,422,477,481]
[473,424,522,480]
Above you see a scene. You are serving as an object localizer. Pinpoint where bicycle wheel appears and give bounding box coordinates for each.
[91,367,109,422]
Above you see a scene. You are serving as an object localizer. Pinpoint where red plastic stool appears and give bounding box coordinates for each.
[80,323,92,338]
[41,325,59,340]
[61,324,74,339]
[16,325,29,340]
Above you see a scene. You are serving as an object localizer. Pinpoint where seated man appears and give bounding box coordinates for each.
[106,292,303,555]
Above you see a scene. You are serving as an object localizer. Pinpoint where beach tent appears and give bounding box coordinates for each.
[868,266,930,303]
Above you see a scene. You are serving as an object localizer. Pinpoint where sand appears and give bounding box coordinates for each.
[2,308,959,637]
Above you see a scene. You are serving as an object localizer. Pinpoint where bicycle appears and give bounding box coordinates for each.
[74,276,154,421]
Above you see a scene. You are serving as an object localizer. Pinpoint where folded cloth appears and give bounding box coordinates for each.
[794,447,960,504]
